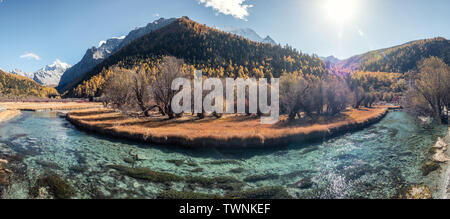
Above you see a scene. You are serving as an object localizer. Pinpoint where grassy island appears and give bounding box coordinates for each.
[67,106,390,148]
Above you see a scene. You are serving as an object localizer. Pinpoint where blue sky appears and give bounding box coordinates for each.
[0,0,449,72]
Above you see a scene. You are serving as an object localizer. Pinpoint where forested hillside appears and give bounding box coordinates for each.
[66,17,328,97]
[0,70,59,98]
[339,37,449,74]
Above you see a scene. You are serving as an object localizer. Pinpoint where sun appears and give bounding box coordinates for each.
[324,0,358,24]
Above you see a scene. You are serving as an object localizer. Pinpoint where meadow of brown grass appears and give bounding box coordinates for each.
[67,106,390,148]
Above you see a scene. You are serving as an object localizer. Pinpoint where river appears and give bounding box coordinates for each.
[0,111,447,199]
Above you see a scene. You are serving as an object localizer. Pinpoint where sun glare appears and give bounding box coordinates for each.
[324,0,357,24]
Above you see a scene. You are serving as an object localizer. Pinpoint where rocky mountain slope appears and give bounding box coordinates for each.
[66,17,327,97]
[222,27,277,44]
[10,60,71,86]
[57,18,176,92]
[0,69,59,97]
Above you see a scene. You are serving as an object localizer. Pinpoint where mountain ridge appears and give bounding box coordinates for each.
[221,27,277,45]
[0,69,59,97]
[57,17,177,92]
[11,59,71,86]
[66,17,327,97]
[327,37,449,74]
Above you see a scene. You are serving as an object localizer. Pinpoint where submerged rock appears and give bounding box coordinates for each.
[123,157,135,164]
[432,137,449,163]
[229,167,245,174]
[166,159,184,166]
[203,159,241,165]
[37,187,52,199]
[389,128,399,138]
[107,165,184,183]
[0,169,10,185]
[289,178,314,189]
[128,149,149,161]
[136,154,149,161]
[244,173,279,182]
[31,174,76,199]
[398,184,432,199]
[421,161,440,176]
[186,176,244,191]
[226,186,293,199]
[35,160,62,170]
[191,168,203,173]
[0,159,12,186]
[300,146,319,155]
[157,190,223,199]
[0,159,8,165]
[69,165,89,174]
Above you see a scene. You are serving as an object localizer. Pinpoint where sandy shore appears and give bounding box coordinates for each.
[441,128,450,199]
[425,127,450,199]
[0,110,21,123]
[0,102,103,111]
[67,107,389,148]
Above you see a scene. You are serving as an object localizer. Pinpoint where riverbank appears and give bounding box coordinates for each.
[0,110,21,123]
[444,129,450,199]
[0,102,103,111]
[422,127,450,199]
[437,128,450,199]
[67,106,389,148]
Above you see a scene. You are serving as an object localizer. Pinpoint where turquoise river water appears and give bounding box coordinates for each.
[0,111,447,199]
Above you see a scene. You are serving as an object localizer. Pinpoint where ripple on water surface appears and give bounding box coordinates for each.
[0,111,447,199]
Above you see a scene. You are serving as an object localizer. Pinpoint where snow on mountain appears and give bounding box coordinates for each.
[115,18,176,51]
[221,27,277,45]
[93,37,124,60]
[11,69,35,79]
[11,60,71,86]
[33,59,72,86]
[58,17,176,92]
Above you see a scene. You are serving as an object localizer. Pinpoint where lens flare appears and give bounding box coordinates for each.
[324,0,357,24]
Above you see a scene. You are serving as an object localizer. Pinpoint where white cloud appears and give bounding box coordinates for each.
[198,0,253,20]
[20,53,41,61]
[153,13,160,17]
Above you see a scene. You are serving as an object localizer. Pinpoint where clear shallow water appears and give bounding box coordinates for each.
[0,111,447,199]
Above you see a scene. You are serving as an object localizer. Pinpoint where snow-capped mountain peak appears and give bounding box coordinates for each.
[98,40,107,47]
[93,37,125,60]
[58,17,177,91]
[47,59,71,69]
[221,27,277,45]
[11,68,34,78]
[34,59,72,86]
[11,60,72,86]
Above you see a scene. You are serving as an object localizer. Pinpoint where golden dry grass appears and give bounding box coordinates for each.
[0,110,21,123]
[0,102,103,111]
[68,106,390,148]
